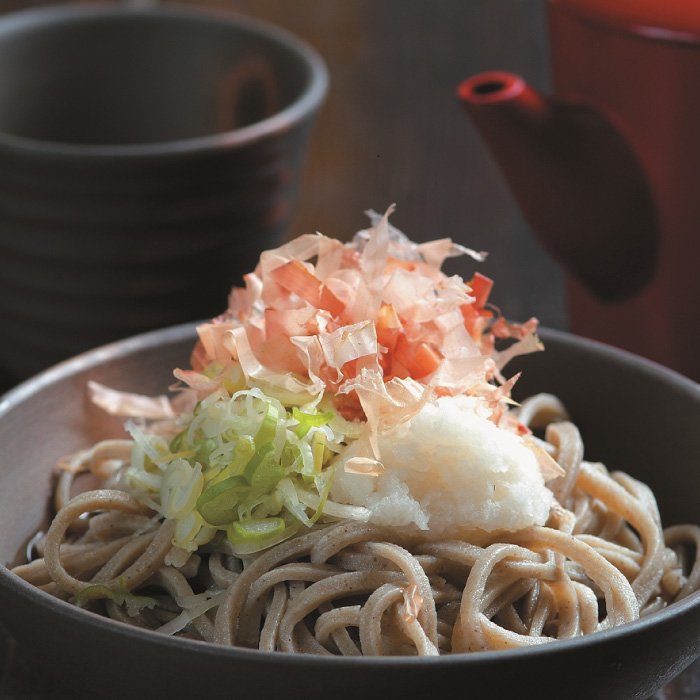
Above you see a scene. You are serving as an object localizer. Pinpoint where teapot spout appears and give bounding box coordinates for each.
[458,72,659,301]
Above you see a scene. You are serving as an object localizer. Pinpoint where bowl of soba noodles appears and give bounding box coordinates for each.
[1,210,699,700]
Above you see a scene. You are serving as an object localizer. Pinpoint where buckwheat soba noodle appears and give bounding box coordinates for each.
[12,210,700,655]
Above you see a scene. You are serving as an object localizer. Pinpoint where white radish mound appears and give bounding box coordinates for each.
[331,395,554,533]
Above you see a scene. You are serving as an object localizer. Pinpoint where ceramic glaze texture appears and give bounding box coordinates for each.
[0,4,327,381]
[459,0,700,381]
[548,1,700,381]
[553,0,700,41]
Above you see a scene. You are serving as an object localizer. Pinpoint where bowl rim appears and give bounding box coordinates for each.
[1,322,699,668]
[0,3,329,159]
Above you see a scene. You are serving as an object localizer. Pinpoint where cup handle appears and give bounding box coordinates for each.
[218,57,280,131]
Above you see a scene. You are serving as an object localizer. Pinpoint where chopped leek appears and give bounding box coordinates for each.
[227,516,285,545]
[292,407,334,437]
[255,401,279,446]
[125,384,344,555]
[75,579,157,613]
[242,442,276,483]
[197,475,248,525]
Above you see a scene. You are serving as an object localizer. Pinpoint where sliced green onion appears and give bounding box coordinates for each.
[208,436,255,484]
[75,582,157,611]
[160,460,203,520]
[194,437,218,465]
[298,440,315,479]
[130,384,351,556]
[173,510,216,550]
[169,429,187,453]
[311,431,326,476]
[227,517,285,546]
[280,442,302,472]
[243,442,275,483]
[292,407,335,438]
[126,466,162,493]
[255,401,280,447]
[309,465,336,524]
[276,478,312,526]
[197,475,248,525]
[226,520,302,556]
[251,459,284,495]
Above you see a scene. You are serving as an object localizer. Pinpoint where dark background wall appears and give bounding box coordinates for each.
[0,0,568,404]
[225,0,565,329]
[0,0,564,331]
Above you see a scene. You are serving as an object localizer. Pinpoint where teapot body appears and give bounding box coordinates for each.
[548,0,700,379]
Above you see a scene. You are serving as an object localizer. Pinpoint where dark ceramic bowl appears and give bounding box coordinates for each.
[0,325,698,700]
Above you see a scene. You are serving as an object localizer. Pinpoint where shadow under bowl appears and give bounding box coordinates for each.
[0,325,698,699]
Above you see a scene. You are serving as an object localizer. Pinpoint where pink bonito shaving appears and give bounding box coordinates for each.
[184,206,543,438]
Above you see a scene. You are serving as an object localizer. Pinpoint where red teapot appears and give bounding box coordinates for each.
[459,0,700,380]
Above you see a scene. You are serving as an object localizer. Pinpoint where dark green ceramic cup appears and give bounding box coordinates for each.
[0,3,327,379]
